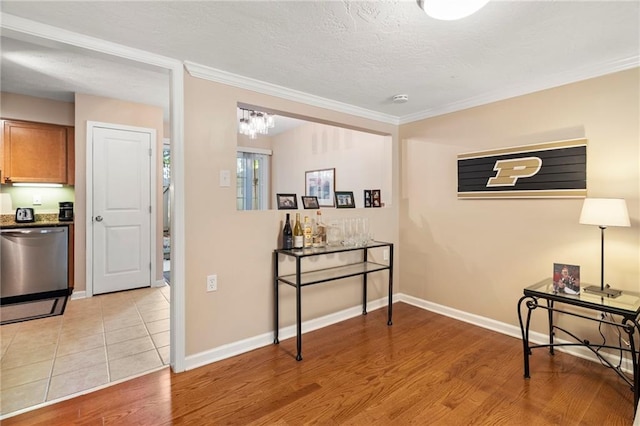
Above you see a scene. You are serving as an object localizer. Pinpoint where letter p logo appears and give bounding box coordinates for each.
[487,157,542,187]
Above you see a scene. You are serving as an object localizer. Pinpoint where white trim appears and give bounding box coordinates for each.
[0,13,178,70]
[168,64,186,373]
[237,146,273,156]
[70,290,86,300]
[186,292,632,376]
[153,279,166,288]
[85,122,157,298]
[184,61,399,126]
[397,293,634,374]
[185,297,389,370]
[399,55,640,124]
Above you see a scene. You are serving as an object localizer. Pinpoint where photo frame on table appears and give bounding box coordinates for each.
[552,263,581,295]
[305,168,335,207]
[276,193,298,210]
[301,196,320,209]
[335,191,355,208]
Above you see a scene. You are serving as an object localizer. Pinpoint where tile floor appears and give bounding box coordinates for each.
[0,284,171,417]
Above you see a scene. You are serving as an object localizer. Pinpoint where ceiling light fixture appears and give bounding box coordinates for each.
[238,108,275,140]
[416,0,490,20]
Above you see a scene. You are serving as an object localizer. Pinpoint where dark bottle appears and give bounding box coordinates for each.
[282,213,293,250]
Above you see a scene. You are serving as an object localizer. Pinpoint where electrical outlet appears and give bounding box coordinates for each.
[206,274,217,292]
[33,194,42,205]
[383,249,390,261]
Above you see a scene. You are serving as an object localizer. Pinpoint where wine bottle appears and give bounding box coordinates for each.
[303,216,313,248]
[313,210,326,247]
[293,213,303,249]
[282,213,293,250]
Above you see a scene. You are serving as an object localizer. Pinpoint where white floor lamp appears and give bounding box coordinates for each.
[579,198,630,297]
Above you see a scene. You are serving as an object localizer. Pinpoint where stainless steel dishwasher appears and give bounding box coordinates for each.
[1,227,68,299]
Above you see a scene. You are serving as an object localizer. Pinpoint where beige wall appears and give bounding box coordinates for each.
[184,74,399,356]
[399,68,639,340]
[0,92,74,126]
[74,94,165,292]
[272,122,392,209]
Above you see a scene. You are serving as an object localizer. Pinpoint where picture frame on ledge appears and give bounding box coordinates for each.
[305,168,335,207]
[276,193,298,210]
[371,189,381,207]
[552,263,580,295]
[364,190,372,208]
[301,196,320,209]
[335,191,355,208]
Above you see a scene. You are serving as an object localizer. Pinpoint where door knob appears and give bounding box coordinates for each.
[95,216,103,222]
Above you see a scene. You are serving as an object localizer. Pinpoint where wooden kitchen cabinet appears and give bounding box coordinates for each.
[1,119,74,184]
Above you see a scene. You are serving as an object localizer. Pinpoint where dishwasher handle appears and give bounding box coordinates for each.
[1,228,67,235]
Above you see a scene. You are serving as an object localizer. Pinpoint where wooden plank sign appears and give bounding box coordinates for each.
[457,139,587,199]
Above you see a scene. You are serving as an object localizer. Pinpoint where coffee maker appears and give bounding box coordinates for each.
[59,201,74,221]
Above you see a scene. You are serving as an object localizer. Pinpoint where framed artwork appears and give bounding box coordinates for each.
[335,191,355,208]
[301,196,320,209]
[371,189,381,207]
[364,190,372,208]
[552,263,580,295]
[305,168,335,207]
[276,193,298,210]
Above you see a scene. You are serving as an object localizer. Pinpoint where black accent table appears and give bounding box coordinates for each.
[273,241,393,361]
[518,279,640,411]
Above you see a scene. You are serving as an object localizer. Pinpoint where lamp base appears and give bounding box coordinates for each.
[583,285,622,298]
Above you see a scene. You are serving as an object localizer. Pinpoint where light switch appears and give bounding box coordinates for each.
[33,194,42,205]
[219,170,231,187]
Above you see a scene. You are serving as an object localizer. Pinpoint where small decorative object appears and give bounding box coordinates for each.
[371,189,381,207]
[301,196,319,209]
[276,194,298,210]
[364,190,372,208]
[305,168,335,207]
[335,191,355,208]
[552,263,580,295]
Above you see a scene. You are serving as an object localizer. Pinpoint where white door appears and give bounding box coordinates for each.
[92,125,152,294]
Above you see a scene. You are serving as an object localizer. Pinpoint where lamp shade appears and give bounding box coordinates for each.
[416,0,490,20]
[579,198,631,227]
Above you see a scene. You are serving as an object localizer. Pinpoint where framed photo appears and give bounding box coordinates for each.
[276,193,298,210]
[552,263,580,294]
[335,191,355,208]
[305,168,335,207]
[364,190,372,208]
[301,196,320,209]
[371,189,381,207]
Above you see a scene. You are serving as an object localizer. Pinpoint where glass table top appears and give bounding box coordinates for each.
[525,278,640,315]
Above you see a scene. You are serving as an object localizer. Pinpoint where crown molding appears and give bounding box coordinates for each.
[184,61,400,126]
[399,55,640,125]
[0,13,180,71]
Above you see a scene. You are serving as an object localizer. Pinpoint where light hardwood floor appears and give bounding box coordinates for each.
[0,285,170,416]
[2,302,636,425]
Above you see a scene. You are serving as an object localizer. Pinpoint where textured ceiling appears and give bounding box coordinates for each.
[1,1,639,123]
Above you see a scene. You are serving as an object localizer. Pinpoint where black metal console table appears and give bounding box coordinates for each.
[518,279,640,411]
[273,241,393,361]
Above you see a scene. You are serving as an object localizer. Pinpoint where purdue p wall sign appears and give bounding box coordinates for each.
[457,139,587,199]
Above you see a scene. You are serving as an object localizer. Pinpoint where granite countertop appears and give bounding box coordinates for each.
[0,213,74,228]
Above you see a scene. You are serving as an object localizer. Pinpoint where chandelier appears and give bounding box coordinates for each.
[238,108,275,139]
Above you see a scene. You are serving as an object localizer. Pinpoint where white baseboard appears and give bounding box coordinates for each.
[397,293,634,374]
[70,290,86,300]
[185,297,390,370]
[153,279,166,288]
